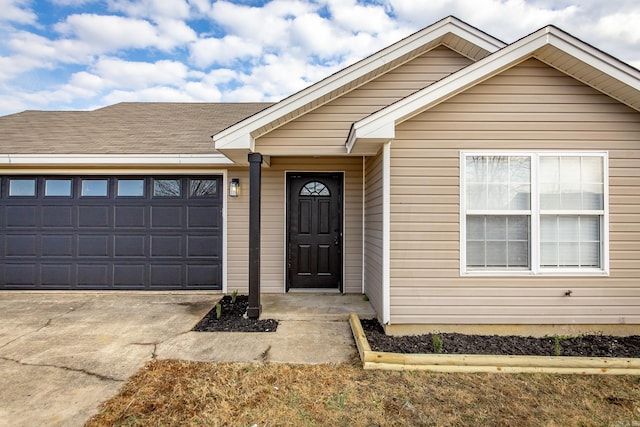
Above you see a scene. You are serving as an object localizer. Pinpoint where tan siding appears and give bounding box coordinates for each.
[256,47,473,156]
[364,149,384,319]
[226,157,363,294]
[389,58,640,326]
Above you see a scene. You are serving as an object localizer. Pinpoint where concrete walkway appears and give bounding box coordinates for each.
[0,292,375,427]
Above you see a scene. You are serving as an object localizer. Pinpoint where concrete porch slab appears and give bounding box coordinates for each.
[260,293,376,321]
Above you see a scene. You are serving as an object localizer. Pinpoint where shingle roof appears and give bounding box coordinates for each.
[0,102,271,154]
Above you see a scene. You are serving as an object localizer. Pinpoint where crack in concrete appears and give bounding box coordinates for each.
[258,345,272,362]
[0,356,124,382]
[129,341,160,360]
[0,303,88,351]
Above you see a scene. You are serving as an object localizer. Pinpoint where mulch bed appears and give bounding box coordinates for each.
[192,295,278,332]
[361,318,640,358]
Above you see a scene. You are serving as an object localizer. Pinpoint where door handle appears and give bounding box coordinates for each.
[333,236,340,246]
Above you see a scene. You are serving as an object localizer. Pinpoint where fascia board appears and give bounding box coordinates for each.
[544,30,640,91]
[213,17,506,148]
[214,131,254,151]
[0,154,234,165]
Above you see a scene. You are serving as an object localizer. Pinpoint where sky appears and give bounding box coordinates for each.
[0,0,639,117]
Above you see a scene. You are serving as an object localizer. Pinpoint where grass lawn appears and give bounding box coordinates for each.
[87,358,640,426]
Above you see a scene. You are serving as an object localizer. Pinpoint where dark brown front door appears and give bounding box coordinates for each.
[287,173,342,291]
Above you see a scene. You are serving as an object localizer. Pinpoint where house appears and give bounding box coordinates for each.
[0,17,638,335]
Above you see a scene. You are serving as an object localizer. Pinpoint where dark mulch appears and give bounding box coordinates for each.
[192,295,278,332]
[361,318,640,358]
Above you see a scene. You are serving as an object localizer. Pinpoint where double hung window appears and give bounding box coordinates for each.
[461,152,607,275]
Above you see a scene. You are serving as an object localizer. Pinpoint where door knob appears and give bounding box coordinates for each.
[334,236,340,246]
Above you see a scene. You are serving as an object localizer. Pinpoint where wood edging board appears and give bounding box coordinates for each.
[348,312,640,375]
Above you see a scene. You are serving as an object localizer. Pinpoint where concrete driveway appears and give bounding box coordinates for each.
[0,292,371,426]
[0,292,219,426]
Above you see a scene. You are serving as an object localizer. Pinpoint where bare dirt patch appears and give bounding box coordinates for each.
[86,359,640,426]
[361,318,640,358]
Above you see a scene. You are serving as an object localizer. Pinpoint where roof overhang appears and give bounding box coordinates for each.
[0,154,234,167]
[213,16,506,164]
[347,26,640,155]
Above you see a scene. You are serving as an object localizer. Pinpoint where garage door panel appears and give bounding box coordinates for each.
[188,206,220,228]
[0,176,222,290]
[78,235,110,257]
[7,206,37,227]
[187,235,220,257]
[42,235,73,256]
[151,206,183,228]
[187,265,219,287]
[77,264,110,287]
[6,235,37,256]
[42,206,73,227]
[5,264,36,286]
[78,206,110,228]
[151,235,183,257]
[115,206,146,228]
[41,265,72,286]
[114,235,147,257]
[150,265,183,286]
[113,264,146,286]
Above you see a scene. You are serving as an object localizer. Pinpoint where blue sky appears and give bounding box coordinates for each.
[1,0,639,117]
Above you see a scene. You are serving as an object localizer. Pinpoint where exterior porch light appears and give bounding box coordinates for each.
[229,178,240,197]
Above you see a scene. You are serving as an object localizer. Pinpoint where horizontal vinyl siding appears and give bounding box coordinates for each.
[256,47,473,156]
[364,149,384,320]
[389,58,640,325]
[226,157,364,294]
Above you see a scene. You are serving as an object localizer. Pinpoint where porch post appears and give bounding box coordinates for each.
[247,152,263,319]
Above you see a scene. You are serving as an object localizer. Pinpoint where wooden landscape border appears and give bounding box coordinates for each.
[349,313,640,375]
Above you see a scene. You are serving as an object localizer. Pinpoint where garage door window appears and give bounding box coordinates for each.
[45,179,72,197]
[81,179,108,197]
[117,179,144,197]
[154,179,181,197]
[190,179,217,197]
[9,179,36,196]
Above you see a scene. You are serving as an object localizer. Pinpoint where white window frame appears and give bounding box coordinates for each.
[460,151,609,277]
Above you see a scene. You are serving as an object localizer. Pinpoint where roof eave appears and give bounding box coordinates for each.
[213,16,506,152]
[349,26,640,149]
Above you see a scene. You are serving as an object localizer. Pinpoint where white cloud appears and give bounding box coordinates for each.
[107,0,192,20]
[190,35,262,68]
[91,57,191,89]
[0,0,37,24]
[55,13,196,52]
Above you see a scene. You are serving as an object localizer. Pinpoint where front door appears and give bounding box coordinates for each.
[287,173,342,291]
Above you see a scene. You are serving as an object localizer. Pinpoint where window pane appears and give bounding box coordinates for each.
[580,216,600,241]
[508,241,529,267]
[486,216,506,239]
[486,241,507,266]
[580,243,600,267]
[508,216,529,240]
[466,241,485,267]
[81,179,108,197]
[583,183,604,210]
[541,155,604,211]
[466,216,485,240]
[190,179,217,197]
[466,215,529,269]
[540,242,558,267]
[540,215,601,269]
[118,180,144,197]
[154,179,181,197]
[559,242,579,266]
[466,183,486,210]
[9,179,36,196]
[45,179,72,196]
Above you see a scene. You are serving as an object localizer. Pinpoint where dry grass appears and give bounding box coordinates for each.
[87,358,640,427]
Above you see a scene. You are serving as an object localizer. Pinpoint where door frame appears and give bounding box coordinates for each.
[284,171,345,293]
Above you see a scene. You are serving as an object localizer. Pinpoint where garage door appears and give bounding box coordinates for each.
[0,176,222,290]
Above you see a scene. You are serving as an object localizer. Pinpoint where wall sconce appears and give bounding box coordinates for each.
[229,178,240,197]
